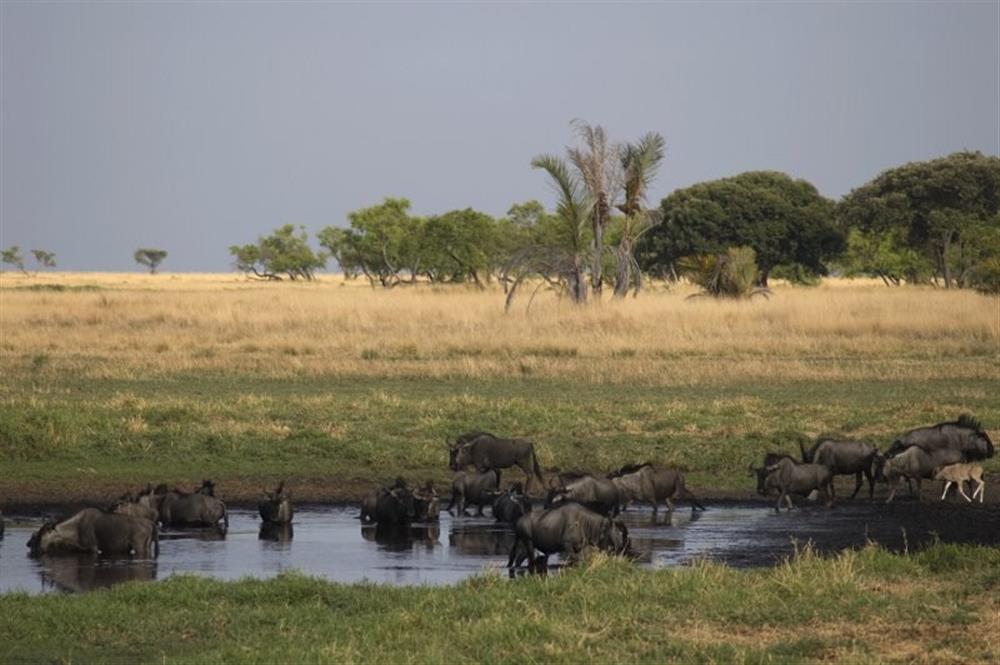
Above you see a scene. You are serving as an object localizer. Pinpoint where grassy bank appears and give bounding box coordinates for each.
[2,544,999,663]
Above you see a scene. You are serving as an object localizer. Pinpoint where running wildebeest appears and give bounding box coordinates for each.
[547,474,621,516]
[507,502,630,573]
[799,438,879,499]
[934,463,986,503]
[750,453,797,497]
[607,463,706,517]
[764,458,835,512]
[413,482,441,522]
[259,482,293,524]
[887,415,994,460]
[877,447,965,503]
[110,493,159,523]
[27,508,158,557]
[154,483,228,528]
[360,479,417,525]
[447,469,500,516]
[492,483,532,523]
[449,432,545,493]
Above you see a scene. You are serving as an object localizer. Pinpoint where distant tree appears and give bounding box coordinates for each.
[30,249,56,272]
[837,228,934,286]
[230,225,325,281]
[2,246,27,275]
[612,132,666,297]
[641,172,844,286]
[679,246,770,299]
[421,209,498,287]
[839,151,1000,288]
[134,248,168,274]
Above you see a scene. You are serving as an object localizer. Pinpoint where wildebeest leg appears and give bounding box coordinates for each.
[886,477,898,504]
[775,489,786,512]
[915,478,922,501]
[905,478,915,497]
[476,502,485,517]
[973,479,985,503]
[957,482,972,502]
[940,481,952,500]
[785,493,794,510]
[849,471,863,500]
[865,467,875,500]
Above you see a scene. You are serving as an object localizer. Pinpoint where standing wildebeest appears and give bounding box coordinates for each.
[447,469,500,516]
[110,493,160,523]
[547,474,621,516]
[492,483,532,523]
[877,447,964,503]
[27,509,158,557]
[887,415,994,460]
[607,463,706,517]
[750,453,797,497]
[154,483,228,528]
[449,432,544,493]
[259,482,293,524]
[507,502,630,572]
[360,479,417,525]
[764,458,834,512]
[799,438,879,500]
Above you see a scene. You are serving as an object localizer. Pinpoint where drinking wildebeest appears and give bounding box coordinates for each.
[27,508,158,558]
[154,483,228,528]
[799,438,879,499]
[259,482,293,524]
[359,479,417,525]
[934,463,986,503]
[607,463,706,517]
[507,502,630,572]
[110,493,159,523]
[887,415,994,460]
[547,474,621,516]
[492,483,532,523]
[413,482,441,522]
[764,458,835,511]
[447,469,500,517]
[876,447,964,503]
[750,453,797,497]
[449,432,544,493]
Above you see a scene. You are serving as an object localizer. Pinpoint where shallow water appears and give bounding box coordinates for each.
[1,501,996,594]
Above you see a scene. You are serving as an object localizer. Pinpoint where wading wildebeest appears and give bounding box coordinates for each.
[449,432,544,493]
[764,458,834,512]
[259,482,293,524]
[492,483,532,523]
[507,502,630,573]
[360,479,417,525]
[27,508,158,557]
[887,415,994,461]
[447,469,500,516]
[750,453,797,497]
[547,475,621,516]
[876,447,964,503]
[154,483,228,528]
[607,463,706,517]
[799,438,879,500]
[110,493,159,523]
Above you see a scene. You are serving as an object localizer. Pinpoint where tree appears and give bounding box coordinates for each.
[679,246,770,299]
[839,151,1000,288]
[612,132,666,298]
[838,228,934,286]
[641,172,843,285]
[2,246,27,275]
[134,248,168,274]
[421,209,498,287]
[229,225,325,280]
[30,250,56,272]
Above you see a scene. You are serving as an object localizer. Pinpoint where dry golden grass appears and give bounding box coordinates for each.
[1,271,997,384]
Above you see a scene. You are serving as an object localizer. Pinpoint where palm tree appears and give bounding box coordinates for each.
[613,132,666,298]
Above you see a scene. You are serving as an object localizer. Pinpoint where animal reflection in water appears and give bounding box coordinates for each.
[449,526,516,556]
[259,523,294,543]
[361,523,440,551]
[37,555,157,594]
[158,526,228,542]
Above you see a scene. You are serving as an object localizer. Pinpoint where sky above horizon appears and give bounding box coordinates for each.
[2,2,998,272]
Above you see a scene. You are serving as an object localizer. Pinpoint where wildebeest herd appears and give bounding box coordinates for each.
[14,415,994,577]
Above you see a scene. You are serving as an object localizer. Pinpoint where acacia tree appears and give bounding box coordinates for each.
[30,250,56,272]
[134,248,168,274]
[612,132,666,298]
[229,225,325,280]
[2,246,27,274]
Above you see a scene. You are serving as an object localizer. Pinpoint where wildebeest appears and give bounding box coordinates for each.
[447,469,500,516]
[413,482,441,522]
[449,432,544,493]
[360,479,417,525]
[492,483,532,523]
[887,415,994,460]
[934,463,986,503]
[547,474,621,516]
[507,502,630,572]
[154,483,228,528]
[876,447,964,503]
[764,458,834,511]
[799,438,879,500]
[259,482,293,524]
[27,508,158,557]
[110,492,160,523]
[607,463,706,517]
[750,453,797,497]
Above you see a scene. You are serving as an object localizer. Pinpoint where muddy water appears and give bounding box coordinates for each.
[1,501,997,594]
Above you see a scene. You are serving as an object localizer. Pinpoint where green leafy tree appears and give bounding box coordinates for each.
[641,172,843,286]
[839,151,1000,288]
[2,246,27,275]
[229,225,324,281]
[134,248,168,274]
[838,228,935,286]
[422,209,498,287]
[30,250,56,272]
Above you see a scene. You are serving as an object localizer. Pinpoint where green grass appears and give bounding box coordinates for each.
[1,371,998,498]
[1,543,998,664]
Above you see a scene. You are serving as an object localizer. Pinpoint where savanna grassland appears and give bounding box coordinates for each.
[0,271,997,504]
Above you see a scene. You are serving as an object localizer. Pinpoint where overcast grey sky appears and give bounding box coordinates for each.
[2,1,997,272]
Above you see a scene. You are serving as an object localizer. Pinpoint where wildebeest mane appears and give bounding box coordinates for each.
[607,462,652,478]
[952,414,984,432]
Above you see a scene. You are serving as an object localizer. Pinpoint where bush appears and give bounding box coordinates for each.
[679,246,769,299]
